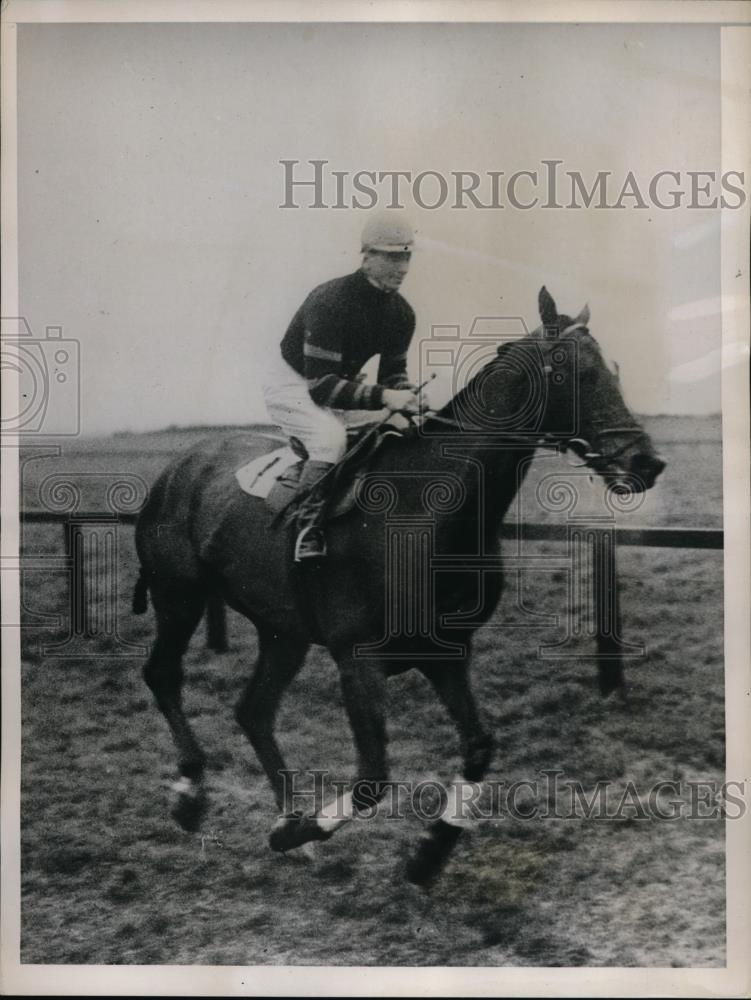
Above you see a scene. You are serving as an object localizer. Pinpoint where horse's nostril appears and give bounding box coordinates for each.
[631,453,666,486]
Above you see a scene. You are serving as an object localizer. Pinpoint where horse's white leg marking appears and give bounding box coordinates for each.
[315,790,355,835]
[439,776,481,828]
[171,775,200,798]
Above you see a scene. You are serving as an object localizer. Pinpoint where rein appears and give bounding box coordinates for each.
[419,412,648,474]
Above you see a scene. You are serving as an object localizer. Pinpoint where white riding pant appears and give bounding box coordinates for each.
[261,354,388,463]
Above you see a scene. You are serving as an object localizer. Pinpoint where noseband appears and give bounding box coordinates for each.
[562,426,651,473]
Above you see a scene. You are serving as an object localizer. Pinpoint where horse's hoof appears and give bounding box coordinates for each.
[170,778,208,832]
[269,811,333,853]
[405,821,463,885]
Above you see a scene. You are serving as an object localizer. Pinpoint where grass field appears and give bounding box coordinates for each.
[18,415,725,966]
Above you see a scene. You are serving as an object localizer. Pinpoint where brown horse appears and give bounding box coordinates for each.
[133,287,665,883]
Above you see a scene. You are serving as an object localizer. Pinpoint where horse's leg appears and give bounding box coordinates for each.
[142,583,208,831]
[233,631,313,847]
[268,653,390,852]
[327,653,389,824]
[406,658,494,885]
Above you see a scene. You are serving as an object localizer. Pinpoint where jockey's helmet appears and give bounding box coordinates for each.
[361,213,414,254]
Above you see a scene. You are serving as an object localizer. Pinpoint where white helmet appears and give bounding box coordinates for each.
[361,212,414,253]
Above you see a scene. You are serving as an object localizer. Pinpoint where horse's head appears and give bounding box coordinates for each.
[530,286,665,493]
[435,287,665,493]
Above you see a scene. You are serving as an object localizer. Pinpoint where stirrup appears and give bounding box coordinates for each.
[294,524,327,562]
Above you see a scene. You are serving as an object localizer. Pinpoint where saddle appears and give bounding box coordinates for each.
[235,417,409,523]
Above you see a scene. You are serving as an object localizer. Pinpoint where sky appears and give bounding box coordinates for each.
[15,21,725,434]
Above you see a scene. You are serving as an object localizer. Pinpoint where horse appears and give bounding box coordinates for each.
[133,287,665,884]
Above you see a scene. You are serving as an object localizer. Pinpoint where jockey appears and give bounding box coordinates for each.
[262,213,421,560]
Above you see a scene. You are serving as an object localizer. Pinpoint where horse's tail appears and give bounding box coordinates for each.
[132,568,149,614]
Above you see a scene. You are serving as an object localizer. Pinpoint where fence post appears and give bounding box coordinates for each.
[62,520,87,636]
[593,527,626,696]
[539,522,644,683]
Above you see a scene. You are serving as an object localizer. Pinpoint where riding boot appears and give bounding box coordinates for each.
[293,460,335,561]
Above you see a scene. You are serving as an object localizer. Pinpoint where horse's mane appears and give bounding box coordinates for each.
[425,322,598,433]
[425,334,543,430]
[433,339,519,425]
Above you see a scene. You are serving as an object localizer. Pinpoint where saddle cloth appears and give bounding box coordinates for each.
[235,420,407,518]
[235,446,299,500]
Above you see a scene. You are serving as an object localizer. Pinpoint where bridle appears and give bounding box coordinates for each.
[547,320,651,473]
[416,322,651,477]
[561,426,651,472]
[419,412,649,475]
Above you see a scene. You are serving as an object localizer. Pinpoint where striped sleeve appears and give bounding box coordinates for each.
[303,330,385,410]
[377,349,415,390]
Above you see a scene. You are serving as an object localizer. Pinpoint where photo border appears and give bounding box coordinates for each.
[1,2,749,995]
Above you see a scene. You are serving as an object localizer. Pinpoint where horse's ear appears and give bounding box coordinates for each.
[576,303,590,327]
[538,286,558,329]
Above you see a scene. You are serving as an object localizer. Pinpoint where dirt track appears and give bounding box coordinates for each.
[19,416,725,966]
